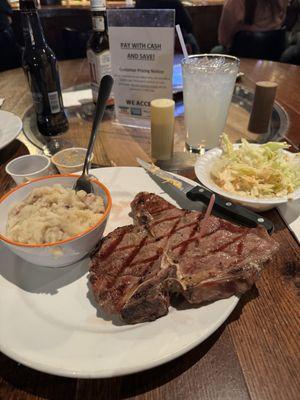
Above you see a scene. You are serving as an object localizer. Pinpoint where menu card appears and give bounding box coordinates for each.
[108,9,175,127]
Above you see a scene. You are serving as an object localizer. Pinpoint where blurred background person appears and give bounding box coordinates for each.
[211,0,289,61]
[0,0,22,71]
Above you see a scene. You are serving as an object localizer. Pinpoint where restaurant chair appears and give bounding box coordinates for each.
[280,32,300,65]
[230,28,286,61]
[62,27,90,60]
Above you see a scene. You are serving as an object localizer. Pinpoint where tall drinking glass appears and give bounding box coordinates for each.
[182,54,240,152]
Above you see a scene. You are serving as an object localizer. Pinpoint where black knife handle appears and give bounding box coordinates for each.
[186,186,274,234]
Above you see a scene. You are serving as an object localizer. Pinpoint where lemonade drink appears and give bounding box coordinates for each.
[182,55,239,151]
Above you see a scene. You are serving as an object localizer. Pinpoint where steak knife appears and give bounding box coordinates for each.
[137,158,274,234]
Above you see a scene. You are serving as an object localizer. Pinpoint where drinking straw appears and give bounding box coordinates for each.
[175,24,189,59]
[199,194,216,238]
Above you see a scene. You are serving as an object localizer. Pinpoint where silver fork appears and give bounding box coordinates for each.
[73,75,114,193]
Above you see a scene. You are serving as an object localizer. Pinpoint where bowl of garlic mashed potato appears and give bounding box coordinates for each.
[6,185,105,244]
[0,175,112,267]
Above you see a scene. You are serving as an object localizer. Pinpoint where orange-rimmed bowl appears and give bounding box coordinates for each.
[0,174,112,267]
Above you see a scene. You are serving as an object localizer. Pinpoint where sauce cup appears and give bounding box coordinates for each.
[51,147,93,174]
[5,154,51,184]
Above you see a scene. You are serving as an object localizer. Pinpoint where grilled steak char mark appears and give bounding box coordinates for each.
[89,192,279,324]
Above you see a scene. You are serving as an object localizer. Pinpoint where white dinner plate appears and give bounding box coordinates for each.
[0,110,22,150]
[0,167,238,378]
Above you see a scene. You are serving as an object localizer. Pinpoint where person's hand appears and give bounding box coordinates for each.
[7,16,12,25]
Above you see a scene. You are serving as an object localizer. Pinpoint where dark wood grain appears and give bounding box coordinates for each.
[0,59,299,400]
[228,210,300,400]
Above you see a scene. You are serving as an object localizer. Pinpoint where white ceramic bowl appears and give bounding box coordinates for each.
[195,146,300,212]
[0,174,112,267]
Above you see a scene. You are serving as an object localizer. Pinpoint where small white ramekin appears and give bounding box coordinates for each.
[5,154,51,185]
[51,147,93,174]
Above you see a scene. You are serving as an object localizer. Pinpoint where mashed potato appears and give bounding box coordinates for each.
[6,184,105,244]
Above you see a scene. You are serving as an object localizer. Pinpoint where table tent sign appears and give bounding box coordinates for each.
[108,9,175,128]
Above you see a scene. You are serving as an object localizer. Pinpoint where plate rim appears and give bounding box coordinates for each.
[0,296,238,378]
[0,166,239,378]
[0,110,23,150]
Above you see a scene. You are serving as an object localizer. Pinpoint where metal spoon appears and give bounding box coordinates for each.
[73,75,114,193]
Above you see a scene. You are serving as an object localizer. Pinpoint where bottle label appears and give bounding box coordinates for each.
[90,0,106,11]
[92,16,105,32]
[87,49,112,102]
[48,91,61,114]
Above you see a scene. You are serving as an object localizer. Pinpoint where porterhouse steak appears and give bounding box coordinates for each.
[89,192,279,324]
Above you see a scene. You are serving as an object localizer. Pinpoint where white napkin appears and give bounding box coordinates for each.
[0,98,4,107]
[278,200,300,243]
[62,89,92,107]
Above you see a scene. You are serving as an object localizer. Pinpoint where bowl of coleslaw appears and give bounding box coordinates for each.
[194,135,300,211]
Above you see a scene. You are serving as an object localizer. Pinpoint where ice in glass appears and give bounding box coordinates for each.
[182,54,239,152]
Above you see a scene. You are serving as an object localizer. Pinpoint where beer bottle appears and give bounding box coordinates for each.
[20,0,68,136]
[87,0,112,104]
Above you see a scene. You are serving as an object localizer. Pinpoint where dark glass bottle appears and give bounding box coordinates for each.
[20,0,68,136]
[87,0,112,104]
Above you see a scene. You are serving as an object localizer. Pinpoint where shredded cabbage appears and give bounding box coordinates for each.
[210,134,300,198]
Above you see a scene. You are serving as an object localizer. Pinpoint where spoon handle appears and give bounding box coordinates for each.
[83,74,114,175]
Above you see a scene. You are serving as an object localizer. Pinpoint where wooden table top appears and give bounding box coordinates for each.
[0,58,299,400]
